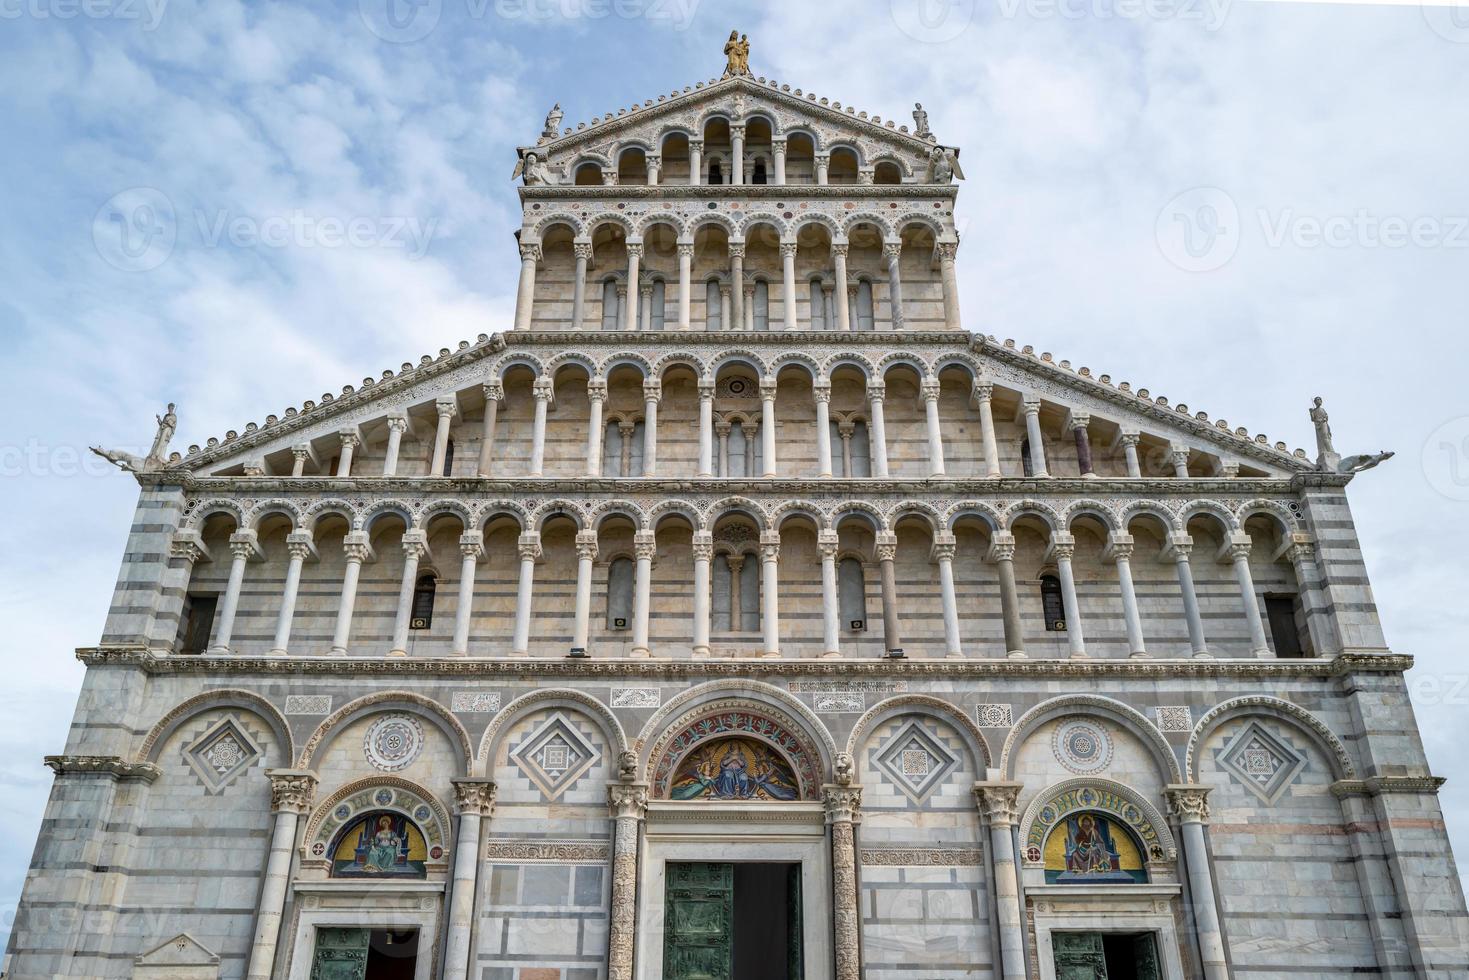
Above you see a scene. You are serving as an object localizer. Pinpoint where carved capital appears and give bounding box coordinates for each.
[634,531,658,562]
[452,778,498,817]
[1164,784,1212,823]
[812,383,832,404]
[936,241,959,261]
[338,431,361,449]
[459,531,485,561]
[974,781,1023,825]
[677,242,695,259]
[987,532,1017,564]
[866,381,886,403]
[482,381,505,403]
[435,397,459,420]
[572,241,594,261]
[930,533,957,563]
[760,531,781,562]
[759,378,778,402]
[882,241,902,261]
[624,242,644,261]
[727,241,745,260]
[586,379,608,403]
[517,533,543,563]
[830,242,849,258]
[400,531,429,562]
[643,380,663,404]
[386,416,409,435]
[692,532,715,563]
[920,379,942,403]
[286,531,318,564]
[971,381,994,404]
[532,378,555,403]
[575,530,600,562]
[608,781,649,821]
[519,242,543,263]
[780,242,799,259]
[268,769,317,814]
[875,532,898,564]
[818,530,840,559]
[228,530,261,563]
[822,783,863,823]
[342,532,374,565]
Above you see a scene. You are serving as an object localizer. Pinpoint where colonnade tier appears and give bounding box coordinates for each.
[175,491,1323,662]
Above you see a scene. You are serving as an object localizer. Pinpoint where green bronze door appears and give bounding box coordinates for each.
[664,863,734,980]
[786,864,803,980]
[1133,933,1162,980]
[309,927,369,980]
[1052,931,1108,980]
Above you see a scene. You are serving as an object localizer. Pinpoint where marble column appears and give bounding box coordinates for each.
[719,284,731,332]
[513,242,540,331]
[677,242,694,330]
[631,531,656,658]
[511,533,541,656]
[330,532,373,655]
[431,397,457,477]
[688,139,703,186]
[1165,786,1229,980]
[1020,396,1049,477]
[922,378,946,477]
[1286,535,1339,655]
[731,125,745,184]
[760,532,781,657]
[692,532,713,656]
[1118,431,1142,478]
[933,533,962,658]
[821,282,836,329]
[846,281,860,332]
[639,283,653,332]
[389,532,428,657]
[883,241,905,328]
[245,771,316,980]
[210,530,260,654]
[729,242,745,330]
[290,445,310,477]
[815,152,830,185]
[715,421,731,478]
[819,531,841,657]
[814,383,833,478]
[1171,444,1192,478]
[975,782,1027,980]
[1167,534,1209,657]
[615,284,628,329]
[335,430,359,477]
[571,241,592,329]
[606,782,649,980]
[742,283,755,331]
[382,416,407,477]
[780,242,799,331]
[443,779,496,980]
[877,532,902,654]
[269,532,316,655]
[586,380,607,478]
[760,379,778,477]
[478,382,502,477]
[990,533,1026,658]
[697,380,715,477]
[624,243,642,333]
[572,531,597,654]
[727,556,744,631]
[645,154,660,186]
[452,532,483,656]
[529,379,553,477]
[973,382,1002,479]
[642,380,662,477]
[937,241,961,330]
[824,783,864,980]
[1224,533,1271,656]
[1104,533,1147,658]
[772,138,787,185]
[1069,411,1096,477]
[838,422,854,477]
[619,421,635,478]
[867,381,891,478]
[1048,533,1086,658]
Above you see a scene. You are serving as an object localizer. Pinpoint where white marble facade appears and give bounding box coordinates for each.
[8,53,1469,980]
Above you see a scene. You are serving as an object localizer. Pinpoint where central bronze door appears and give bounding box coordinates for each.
[664,863,735,980]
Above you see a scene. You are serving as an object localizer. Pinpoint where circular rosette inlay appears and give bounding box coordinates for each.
[1053,720,1114,775]
[364,714,425,773]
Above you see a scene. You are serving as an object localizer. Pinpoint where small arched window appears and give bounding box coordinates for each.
[600,280,620,330]
[752,159,768,185]
[410,574,437,630]
[1040,574,1066,631]
[856,280,875,331]
[838,558,867,631]
[706,279,722,331]
[1021,439,1034,478]
[649,279,666,331]
[708,159,724,185]
[753,280,770,331]
[606,557,634,630]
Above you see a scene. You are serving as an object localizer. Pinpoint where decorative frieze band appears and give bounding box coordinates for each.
[482,839,610,863]
[860,847,983,866]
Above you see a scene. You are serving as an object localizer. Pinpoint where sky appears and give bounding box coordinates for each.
[2,0,1468,949]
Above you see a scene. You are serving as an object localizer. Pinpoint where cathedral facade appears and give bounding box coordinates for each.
[8,49,1469,980]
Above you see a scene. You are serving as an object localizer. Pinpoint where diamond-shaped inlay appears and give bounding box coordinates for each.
[875,721,958,804]
[183,716,262,794]
[1218,721,1307,804]
[510,712,601,801]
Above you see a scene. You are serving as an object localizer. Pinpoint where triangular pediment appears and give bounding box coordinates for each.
[133,933,219,969]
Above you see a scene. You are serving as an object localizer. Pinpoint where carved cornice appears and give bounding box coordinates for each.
[1330,776,1447,798]
[45,755,161,783]
[74,647,1413,680]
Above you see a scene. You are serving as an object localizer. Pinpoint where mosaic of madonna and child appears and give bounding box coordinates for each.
[670,737,800,801]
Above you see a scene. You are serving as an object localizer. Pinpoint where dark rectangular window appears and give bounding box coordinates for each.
[180,594,217,655]
[1041,575,1066,631]
[1265,593,1306,658]
[410,576,436,630]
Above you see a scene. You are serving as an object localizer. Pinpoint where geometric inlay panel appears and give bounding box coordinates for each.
[182,715,262,795]
[450,692,501,714]
[509,712,601,802]
[1155,706,1193,733]
[1052,719,1114,775]
[1217,721,1307,805]
[976,703,1013,728]
[363,713,425,773]
[874,720,959,804]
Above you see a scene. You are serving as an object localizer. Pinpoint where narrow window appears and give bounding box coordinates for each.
[738,555,760,631]
[838,557,867,631]
[600,280,619,330]
[1265,593,1306,657]
[851,420,872,477]
[752,159,768,184]
[1041,574,1066,631]
[602,421,623,477]
[628,421,646,477]
[410,575,437,630]
[808,279,824,330]
[712,554,733,631]
[706,279,722,330]
[650,279,666,331]
[1021,439,1034,478]
[856,280,875,331]
[753,280,770,331]
[708,159,724,185]
[727,422,747,478]
[829,420,845,477]
[443,438,454,477]
[179,594,218,655]
[606,557,634,630]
